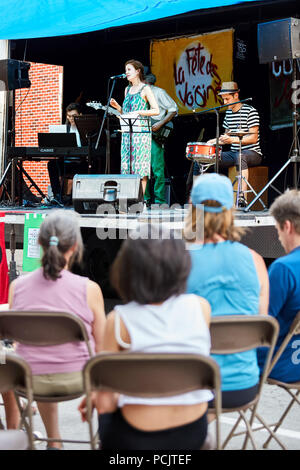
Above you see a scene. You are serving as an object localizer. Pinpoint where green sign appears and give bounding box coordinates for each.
[22,213,46,272]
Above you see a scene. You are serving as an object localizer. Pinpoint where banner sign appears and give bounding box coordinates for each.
[150,29,234,115]
[22,213,46,272]
[269,58,300,130]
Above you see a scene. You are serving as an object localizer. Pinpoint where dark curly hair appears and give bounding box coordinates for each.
[110,224,191,304]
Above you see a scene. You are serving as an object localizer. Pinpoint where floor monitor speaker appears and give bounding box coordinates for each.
[72,174,143,214]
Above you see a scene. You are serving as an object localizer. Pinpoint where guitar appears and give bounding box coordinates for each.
[86,101,121,117]
[87,101,173,145]
[151,119,173,146]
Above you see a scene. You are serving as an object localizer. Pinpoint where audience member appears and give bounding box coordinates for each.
[8,210,106,449]
[184,173,269,407]
[79,225,212,450]
[257,190,300,382]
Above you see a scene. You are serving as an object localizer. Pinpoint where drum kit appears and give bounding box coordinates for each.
[186,130,266,210]
[185,142,221,174]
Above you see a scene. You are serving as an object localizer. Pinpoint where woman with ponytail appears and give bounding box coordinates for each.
[8,210,106,449]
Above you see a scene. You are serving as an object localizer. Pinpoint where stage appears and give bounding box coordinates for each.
[2,204,284,260]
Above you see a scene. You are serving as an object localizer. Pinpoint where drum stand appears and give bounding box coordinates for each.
[229,130,267,210]
[195,159,215,175]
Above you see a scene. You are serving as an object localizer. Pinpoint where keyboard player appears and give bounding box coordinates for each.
[48,103,88,204]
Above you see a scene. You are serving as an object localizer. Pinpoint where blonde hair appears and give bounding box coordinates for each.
[184,200,244,243]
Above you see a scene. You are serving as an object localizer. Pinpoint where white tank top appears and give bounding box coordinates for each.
[115,294,213,406]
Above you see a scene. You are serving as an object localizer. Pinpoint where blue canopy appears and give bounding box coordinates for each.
[0,0,266,40]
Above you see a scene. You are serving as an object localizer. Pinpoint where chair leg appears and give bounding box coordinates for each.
[221,414,242,449]
[254,412,286,450]
[263,390,300,449]
[25,398,35,450]
[86,393,96,450]
[240,410,257,450]
[15,394,35,450]
[88,418,96,450]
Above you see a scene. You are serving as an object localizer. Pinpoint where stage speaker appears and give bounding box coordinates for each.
[257,17,300,64]
[0,59,31,91]
[72,174,143,214]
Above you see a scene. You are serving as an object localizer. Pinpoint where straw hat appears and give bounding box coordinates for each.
[218,81,240,95]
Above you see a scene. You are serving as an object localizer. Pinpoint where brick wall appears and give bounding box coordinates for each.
[15,62,63,195]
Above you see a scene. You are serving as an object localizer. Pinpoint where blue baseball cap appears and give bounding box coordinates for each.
[191,173,234,212]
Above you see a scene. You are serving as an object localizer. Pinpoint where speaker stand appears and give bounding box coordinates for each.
[244,58,299,212]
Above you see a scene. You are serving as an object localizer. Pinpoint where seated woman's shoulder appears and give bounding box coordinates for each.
[185,294,211,325]
[249,248,266,271]
[197,297,211,325]
[87,278,103,294]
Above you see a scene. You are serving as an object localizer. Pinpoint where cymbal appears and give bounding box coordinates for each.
[226,130,250,137]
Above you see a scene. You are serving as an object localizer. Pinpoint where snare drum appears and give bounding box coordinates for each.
[186,142,221,164]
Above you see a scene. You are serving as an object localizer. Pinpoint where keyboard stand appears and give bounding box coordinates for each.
[0,157,47,206]
[16,158,48,205]
[4,146,96,206]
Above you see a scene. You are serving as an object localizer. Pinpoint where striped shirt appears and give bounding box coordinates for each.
[223,103,261,154]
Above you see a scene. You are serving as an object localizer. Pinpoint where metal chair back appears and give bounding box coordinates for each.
[83,351,222,450]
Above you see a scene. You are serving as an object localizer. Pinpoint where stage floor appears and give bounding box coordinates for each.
[1,203,283,259]
[1,203,273,227]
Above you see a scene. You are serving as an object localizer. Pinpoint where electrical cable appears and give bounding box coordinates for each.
[23,40,28,62]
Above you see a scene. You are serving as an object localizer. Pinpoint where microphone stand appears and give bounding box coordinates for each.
[215,108,220,173]
[95,78,118,173]
[193,98,253,174]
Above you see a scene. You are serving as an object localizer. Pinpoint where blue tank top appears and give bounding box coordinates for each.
[187,241,260,391]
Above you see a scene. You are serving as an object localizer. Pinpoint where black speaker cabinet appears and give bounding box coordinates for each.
[257,17,300,64]
[72,174,143,214]
[0,59,31,91]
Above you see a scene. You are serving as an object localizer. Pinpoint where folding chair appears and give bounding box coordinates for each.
[0,352,34,449]
[253,310,300,450]
[83,352,222,450]
[209,315,279,450]
[0,310,94,448]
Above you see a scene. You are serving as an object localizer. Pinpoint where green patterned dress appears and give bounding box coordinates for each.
[121,85,151,177]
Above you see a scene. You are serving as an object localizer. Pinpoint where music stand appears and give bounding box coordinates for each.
[119,115,151,174]
[74,115,101,172]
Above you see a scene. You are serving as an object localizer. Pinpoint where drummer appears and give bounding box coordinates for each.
[206,81,262,207]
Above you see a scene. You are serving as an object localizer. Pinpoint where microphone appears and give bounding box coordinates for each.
[110,73,126,79]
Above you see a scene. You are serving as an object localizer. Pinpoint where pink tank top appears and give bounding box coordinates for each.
[12,268,95,375]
